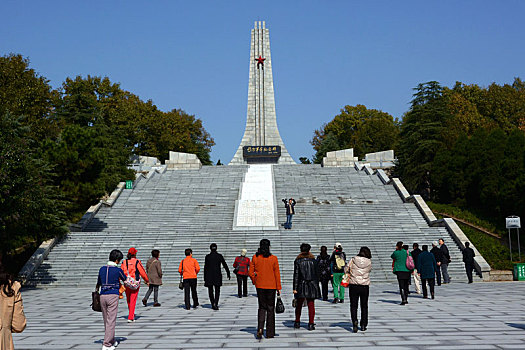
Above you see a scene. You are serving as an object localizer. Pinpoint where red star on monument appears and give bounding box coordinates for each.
[255,55,266,69]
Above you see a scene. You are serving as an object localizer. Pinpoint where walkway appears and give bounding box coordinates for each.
[14,282,525,349]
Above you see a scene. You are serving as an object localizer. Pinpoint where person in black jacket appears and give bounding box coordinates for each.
[462,242,476,283]
[439,238,451,283]
[282,198,296,229]
[411,243,422,294]
[293,243,321,331]
[316,246,331,301]
[204,243,230,310]
[430,242,444,286]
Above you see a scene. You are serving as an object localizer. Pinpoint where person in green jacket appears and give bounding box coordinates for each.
[391,241,411,305]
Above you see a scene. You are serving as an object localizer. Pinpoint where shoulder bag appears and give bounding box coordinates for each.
[276,295,285,314]
[123,260,141,290]
[406,251,415,270]
[179,260,184,290]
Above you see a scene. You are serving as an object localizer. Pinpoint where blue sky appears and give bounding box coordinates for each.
[2,1,525,163]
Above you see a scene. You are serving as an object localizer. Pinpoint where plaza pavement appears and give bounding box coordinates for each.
[13,281,525,350]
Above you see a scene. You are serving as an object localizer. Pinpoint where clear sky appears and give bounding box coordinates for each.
[2,1,525,163]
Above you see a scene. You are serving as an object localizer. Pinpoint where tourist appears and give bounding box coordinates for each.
[411,243,422,294]
[346,246,372,333]
[0,264,26,350]
[179,248,200,310]
[233,248,250,298]
[204,243,231,310]
[417,245,438,299]
[439,238,451,283]
[316,245,331,301]
[282,198,296,229]
[462,242,476,283]
[96,249,126,350]
[391,241,411,305]
[330,242,346,303]
[121,247,149,323]
[430,241,444,286]
[293,243,321,331]
[403,245,413,291]
[249,239,282,339]
[142,249,162,307]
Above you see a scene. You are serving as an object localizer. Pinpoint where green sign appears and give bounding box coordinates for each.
[514,263,525,281]
[125,180,133,189]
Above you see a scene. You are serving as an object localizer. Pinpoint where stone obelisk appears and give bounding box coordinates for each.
[229,21,295,165]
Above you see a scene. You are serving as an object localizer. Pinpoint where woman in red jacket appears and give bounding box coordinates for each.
[233,248,250,298]
[249,239,282,339]
[121,247,149,322]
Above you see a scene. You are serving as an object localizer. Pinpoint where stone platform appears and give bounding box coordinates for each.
[14,282,525,349]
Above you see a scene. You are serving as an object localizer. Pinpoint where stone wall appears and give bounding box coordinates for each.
[322,148,357,167]
[165,151,202,170]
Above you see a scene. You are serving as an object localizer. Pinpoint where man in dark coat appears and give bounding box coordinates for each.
[439,238,451,284]
[316,246,331,301]
[282,198,296,229]
[204,243,230,310]
[462,242,476,283]
[430,242,444,286]
[293,243,321,330]
[417,245,438,299]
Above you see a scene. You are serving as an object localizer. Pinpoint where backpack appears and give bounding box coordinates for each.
[123,260,141,290]
[406,252,415,270]
[335,254,346,269]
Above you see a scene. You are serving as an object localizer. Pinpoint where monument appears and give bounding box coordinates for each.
[229,21,295,165]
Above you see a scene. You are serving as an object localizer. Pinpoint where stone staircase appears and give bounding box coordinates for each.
[28,164,477,287]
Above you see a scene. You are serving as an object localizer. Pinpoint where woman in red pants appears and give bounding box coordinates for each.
[293,243,321,330]
[121,247,149,322]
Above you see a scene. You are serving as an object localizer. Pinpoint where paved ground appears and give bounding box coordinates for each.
[13,282,525,350]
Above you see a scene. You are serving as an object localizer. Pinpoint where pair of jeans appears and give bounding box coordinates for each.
[421,278,435,297]
[295,297,315,324]
[465,263,474,283]
[349,284,369,327]
[256,288,276,337]
[100,294,119,347]
[125,287,139,320]
[183,279,198,309]
[441,263,450,283]
[332,272,345,300]
[435,264,442,285]
[208,285,221,305]
[395,271,410,302]
[285,214,293,229]
[320,279,329,300]
[237,274,248,297]
[143,284,159,304]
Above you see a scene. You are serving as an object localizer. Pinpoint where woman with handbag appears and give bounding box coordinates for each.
[293,243,321,331]
[391,241,411,305]
[96,250,126,350]
[1,264,26,350]
[249,239,282,339]
[233,249,250,298]
[121,247,149,322]
[345,247,372,333]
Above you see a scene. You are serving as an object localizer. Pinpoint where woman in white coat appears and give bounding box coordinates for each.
[345,247,372,333]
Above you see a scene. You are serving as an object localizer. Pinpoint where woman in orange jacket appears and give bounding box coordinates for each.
[178,248,201,310]
[121,247,149,322]
[249,239,282,339]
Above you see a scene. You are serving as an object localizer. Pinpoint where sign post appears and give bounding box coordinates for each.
[506,216,521,262]
[125,180,133,190]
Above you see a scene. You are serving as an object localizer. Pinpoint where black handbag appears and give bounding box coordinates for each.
[179,260,184,290]
[276,295,285,314]
[91,291,102,312]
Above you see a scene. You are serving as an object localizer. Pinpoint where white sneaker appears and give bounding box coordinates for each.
[113,340,119,347]
[102,345,115,350]
[127,319,135,323]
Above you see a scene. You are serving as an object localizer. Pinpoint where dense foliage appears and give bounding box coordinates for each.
[0,54,214,268]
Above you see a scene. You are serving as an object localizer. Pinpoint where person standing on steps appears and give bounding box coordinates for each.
[282,198,296,229]
[96,250,125,350]
[411,243,422,294]
[204,243,231,310]
[142,249,162,307]
[391,241,410,305]
[179,248,201,310]
[249,239,282,339]
[233,249,250,298]
[121,247,149,323]
[346,246,372,333]
[316,246,331,301]
[417,245,438,299]
[1,264,26,350]
[431,241,444,286]
[462,242,476,283]
[439,238,451,284]
[293,243,321,331]
[330,243,346,303]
